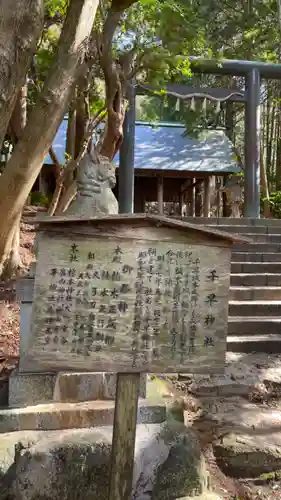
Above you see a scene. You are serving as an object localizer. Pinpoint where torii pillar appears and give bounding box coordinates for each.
[244,68,261,218]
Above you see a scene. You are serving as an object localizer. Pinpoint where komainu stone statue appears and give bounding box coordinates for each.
[65,151,118,217]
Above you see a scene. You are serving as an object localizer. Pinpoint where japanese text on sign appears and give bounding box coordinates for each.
[29,235,230,373]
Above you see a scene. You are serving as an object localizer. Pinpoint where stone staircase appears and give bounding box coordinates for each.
[183,217,281,353]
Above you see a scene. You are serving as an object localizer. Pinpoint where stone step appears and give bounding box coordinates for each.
[231,252,281,263]
[228,317,281,335]
[210,225,270,234]
[211,224,281,235]
[230,286,281,301]
[180,216,281,227]
[227,334,281,353]
[9,370,147,408]
[230,273,281,286]
[0,399,166,433]
[231,262,281,274]
[233,242,281,252]
[229,300,281,317]
[236,233,281,243]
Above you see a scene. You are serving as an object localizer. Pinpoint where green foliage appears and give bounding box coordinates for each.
[259,469,281,481]
[182,0,280,62]
[28,5,63,105]
[9,0,281,195]
[38,0,281,131]
[114,0,208,87]
[45,0,68,17]
[134,0,281,182]
[263,191,281,219]
[30,191,50,207]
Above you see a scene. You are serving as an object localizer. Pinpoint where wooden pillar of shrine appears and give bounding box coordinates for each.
[203,177,211,217]
[157,176,164,214]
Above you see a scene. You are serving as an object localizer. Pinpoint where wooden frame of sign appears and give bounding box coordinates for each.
[23,214,248,500]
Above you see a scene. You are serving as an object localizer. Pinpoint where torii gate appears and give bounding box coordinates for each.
[119,57,281,219]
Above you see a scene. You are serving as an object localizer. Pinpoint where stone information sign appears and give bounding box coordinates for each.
[25,232,230,374]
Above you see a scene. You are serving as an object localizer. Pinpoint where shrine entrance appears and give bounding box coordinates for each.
[119,57,281,219]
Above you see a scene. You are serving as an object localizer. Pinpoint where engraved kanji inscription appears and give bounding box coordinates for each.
[28,233,230,374]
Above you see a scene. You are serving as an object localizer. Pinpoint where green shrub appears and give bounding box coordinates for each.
[30,191,50,207]
[263,191,281,218]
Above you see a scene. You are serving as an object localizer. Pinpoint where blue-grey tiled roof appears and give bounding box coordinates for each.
[45,120,241,174]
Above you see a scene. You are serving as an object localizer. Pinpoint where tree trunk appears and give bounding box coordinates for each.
[0,0,43,149]
[1,214,22,280]
[98,9,127,160]
[272,101,278,187]
[75,80,88,158]
[9,85,28,142]
[100,107,125,160]
[0,0,99,275]
[64,98,77,190]
[66,100,77,160]
[2,84,28,278]
[55,181,77,215]
[260,148,271,218]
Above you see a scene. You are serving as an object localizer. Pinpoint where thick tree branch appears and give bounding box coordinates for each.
[0,0,100,273]
[0,0,44,149]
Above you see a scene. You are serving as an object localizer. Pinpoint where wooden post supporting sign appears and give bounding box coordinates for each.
[108,373,140,500]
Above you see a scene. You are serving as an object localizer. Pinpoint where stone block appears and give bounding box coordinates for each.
[6,421,207,500]
[138,402,166,424]
[8,370,56,408]
[53,372,147,402]
[213,431,281,478]
[0,399,166,433]
[16,277,34,303]
[18,303,33,367]
[9,370,147,407]
[53,372,104,402]
[0,379,8,408]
